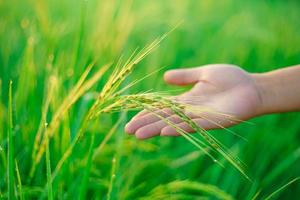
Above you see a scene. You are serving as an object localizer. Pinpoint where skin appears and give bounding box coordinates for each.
[125,64,300,139]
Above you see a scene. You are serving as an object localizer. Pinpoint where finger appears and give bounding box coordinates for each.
[135,114,185,139]
[161,118,220,136]
[164,68,201,86]
[132,110,149,120]
[125,108,173,134]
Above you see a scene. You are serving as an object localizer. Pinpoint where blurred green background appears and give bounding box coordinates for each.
[0,0,300,199]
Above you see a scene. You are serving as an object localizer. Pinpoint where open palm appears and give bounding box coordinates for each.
[125,64,262,139]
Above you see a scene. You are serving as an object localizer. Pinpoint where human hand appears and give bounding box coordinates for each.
[125,64,263,139]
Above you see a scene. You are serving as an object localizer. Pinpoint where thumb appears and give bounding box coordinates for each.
[164,68,201,86]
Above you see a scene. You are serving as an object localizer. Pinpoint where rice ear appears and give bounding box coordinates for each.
[32,63,110,170]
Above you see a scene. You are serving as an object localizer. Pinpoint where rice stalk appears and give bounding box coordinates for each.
[91,0,134,59]
[78,133,95,200]
[73,0,88,69]
[30,75,56,178]
[262,147,300,186]
[264,177,300,200]
[47,32,171,181]
[45,124,53,200]
[251,190,261,200]
[44,27,249,187]
[92,117,124,160]
[170,105,250,180]
[49,116,91,182]
[33,63,109,168]
[15,159,24,200]
[7,80,15,199]
[170,151,204,168]
[89,25,179,119]
[32,65,93,166]
[130,98,218,161]
[91,92,249,179]
[114,66,166,96]
[91,93,217,160]
[107,156,117,200]
[183,105,248,141]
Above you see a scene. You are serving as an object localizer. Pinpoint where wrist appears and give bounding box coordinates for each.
[251,72,277,115]
[251,65,300,115]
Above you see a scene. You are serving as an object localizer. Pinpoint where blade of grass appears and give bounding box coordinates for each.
[92,117,124,160]
[251,190,261,200]
[263,147,300,186]
[264,177,300,200]
[106,156,117,200]
[73,0,88,68]
[15,159,24,200]
[30,75,56,178]
[50,104,122,186]
[78,133,95,200]
[7,80,15,199]
[45,125,53,200]
[115,66,166,96]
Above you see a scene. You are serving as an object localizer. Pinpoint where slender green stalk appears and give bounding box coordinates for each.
[15,160,24,200]
[30,75,56,178]
[73,0,87,68]
[92,117,124,160]
[7,80,15,200]
[251,190,261,200]
[45,126,53,200]
[78,133,95,200]
[106,156,117,200]
[50,118,89,182]
[264,177,300,200]
[263,147,300,186]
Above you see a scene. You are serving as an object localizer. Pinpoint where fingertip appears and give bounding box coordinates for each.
[164,68,199,86]
[135,129,149,140]
[135,135,146,140]
[161,126,179,136]
[164,69,185,85]
[163,70,175,83]
[125,122,135,134]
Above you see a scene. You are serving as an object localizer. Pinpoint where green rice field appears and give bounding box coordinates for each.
[0,0,300,199]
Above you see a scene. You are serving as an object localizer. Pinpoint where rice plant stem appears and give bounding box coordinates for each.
[15,160,24,200]
[106,156,117,200]
[7,80,15,200]
[78,133,95,200]
[264,177,300,200]
[45,127,53,200]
